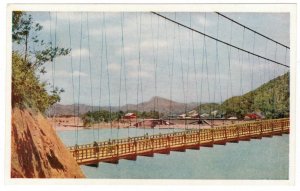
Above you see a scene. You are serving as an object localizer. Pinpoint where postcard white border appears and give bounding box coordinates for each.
[5,3,297,186]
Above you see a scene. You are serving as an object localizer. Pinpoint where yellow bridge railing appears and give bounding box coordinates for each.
[68,118,289,166]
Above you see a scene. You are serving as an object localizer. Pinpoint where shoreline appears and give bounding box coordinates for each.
[53,121,244,132]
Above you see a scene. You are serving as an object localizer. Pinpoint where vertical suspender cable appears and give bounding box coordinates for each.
[49,12,57,129]
[212,14,219,126]
[273,43,278,118]
[164,16,171,133]
[151,14,160,135]
[117,13,124,139]
[215,15,223,124]
[199,13,207,127]
[103,13,113,138]
[53,12,57,125]
[250,33,256,113]
[150,15,156,135]
[86,13,95,142]
[204,31,211,124]
[239,28,245,116]
[185,13,192,130]
[239,28,245,99]
[97,13,104,141]
[68,14,77,145]
[284,48,288,71]
[138,14,145,135]
[77,13,83,145]
[120,13,129,137]
[155,15,160,132]
[226,21,233,118]
[135,13,139,137]
[191,23,200,129]
[48,12,54,125]
[178,26,186,131]
[169,13,176,132]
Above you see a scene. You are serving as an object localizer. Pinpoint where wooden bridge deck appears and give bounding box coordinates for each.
[68,118,289,166]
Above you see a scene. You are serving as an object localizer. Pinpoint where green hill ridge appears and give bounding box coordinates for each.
[195,72,289,119]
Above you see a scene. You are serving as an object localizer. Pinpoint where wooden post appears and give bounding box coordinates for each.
[167,136,170,149]
[198,130,201,144]
[134,140,137,154]
[211,129,214,143]
[260,120,263,136]
[237,125,239,140]
[116,144,119,157]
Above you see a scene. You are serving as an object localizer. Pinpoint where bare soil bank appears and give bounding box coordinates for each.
[11,108,85,178]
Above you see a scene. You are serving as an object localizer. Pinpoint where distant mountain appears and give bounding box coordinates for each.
[121,96,198,114]
[51,96,199,116]
[51,72,289,118]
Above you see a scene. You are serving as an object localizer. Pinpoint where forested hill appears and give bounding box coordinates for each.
[221,72,289,119]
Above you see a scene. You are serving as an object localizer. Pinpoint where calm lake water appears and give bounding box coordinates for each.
[57,128,289,179]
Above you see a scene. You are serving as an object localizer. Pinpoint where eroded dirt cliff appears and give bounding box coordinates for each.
[11,107,85,178]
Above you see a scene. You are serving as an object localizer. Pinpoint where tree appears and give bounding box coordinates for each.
[12,11,70,113]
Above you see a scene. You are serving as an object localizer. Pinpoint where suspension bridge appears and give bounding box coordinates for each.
[47,12,290,166]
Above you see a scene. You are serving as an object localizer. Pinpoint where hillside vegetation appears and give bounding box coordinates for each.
[221,72,289,119]
[197,72,289,119]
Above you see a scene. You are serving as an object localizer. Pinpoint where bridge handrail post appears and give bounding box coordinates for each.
[151,137,154,151]
[236,125,239,140]
[260,120,263,136]
[224,126,227,141]
[74,144,79,161]
[116,144,119,157]
[247,123,250,136]
[211,128,214,143]
[134,140,137,154]
[198,129,201,144]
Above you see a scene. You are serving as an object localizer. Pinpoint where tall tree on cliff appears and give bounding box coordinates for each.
[12,11,70,112]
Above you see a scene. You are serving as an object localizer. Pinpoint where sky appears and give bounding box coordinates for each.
[15,11,290,107]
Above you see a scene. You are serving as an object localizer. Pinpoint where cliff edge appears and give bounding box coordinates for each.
[11,107,85,178]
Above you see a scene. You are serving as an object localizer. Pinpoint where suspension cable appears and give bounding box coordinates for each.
[151,12,289,68]
[215,12,290,49]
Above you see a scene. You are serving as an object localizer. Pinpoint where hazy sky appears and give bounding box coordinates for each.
[19,12,290,106]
